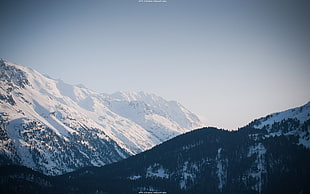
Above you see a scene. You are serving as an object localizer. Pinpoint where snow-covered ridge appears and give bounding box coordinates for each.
[0,59,204,175]
[252,101,310,129]
[249,101,310,149]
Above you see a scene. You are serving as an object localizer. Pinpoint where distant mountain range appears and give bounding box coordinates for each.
[1,101,309,193]
[0,59,203,175]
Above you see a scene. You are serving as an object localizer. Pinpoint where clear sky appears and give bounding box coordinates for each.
[1,0,310,130]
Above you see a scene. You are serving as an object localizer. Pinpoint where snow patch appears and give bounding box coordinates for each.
[179,161,198,189]
[299,134,310,149]
[247,143,267,193]
[216,148,227,192]
[128,175,142,180]
[146,163,169,179]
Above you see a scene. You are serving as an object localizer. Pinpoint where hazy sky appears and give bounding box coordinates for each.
[1,0,310,130]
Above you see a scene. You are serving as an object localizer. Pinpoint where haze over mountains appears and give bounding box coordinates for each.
[0,59,203,175]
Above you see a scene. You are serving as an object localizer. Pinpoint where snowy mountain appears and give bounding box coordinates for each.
[1,100,310,193]
[0,59,204,175]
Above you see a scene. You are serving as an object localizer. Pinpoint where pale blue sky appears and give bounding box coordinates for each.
[1,0,310,129]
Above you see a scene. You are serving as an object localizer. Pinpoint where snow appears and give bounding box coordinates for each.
[247,143,267,194]
[109,91,204,130]
[254,102,310,130]
[179,178,186,189]
[6,118,36,169]
[137,186,163,193]
[252,101,310,149]
[299,134,310,149]
[56,79,77,101]
[179,161,198,189]
[216,148,227,192]
[128,175,142,180]
[146,164,169,179]
[247,143,266,158]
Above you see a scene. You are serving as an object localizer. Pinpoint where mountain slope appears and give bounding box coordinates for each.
[248,101,310,148]
[0,59,204,175]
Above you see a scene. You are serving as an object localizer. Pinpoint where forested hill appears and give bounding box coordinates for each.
[1,121,310,193]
